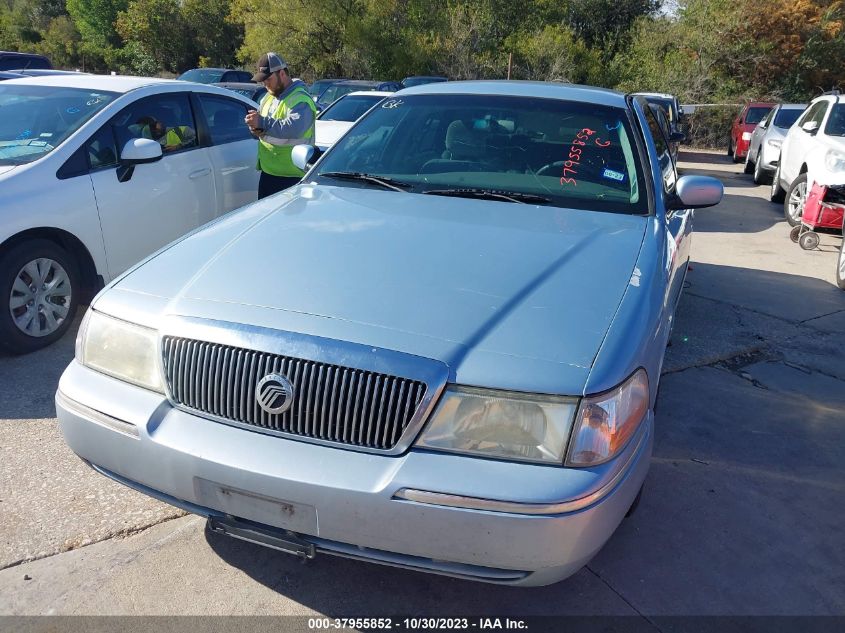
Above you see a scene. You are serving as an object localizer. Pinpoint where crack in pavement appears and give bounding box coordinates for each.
[685,291,844,332]
[800,308,845,325]
[584,565,665,630]
[0,512,187,573]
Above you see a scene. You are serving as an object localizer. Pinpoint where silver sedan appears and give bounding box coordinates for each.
[745,104,806,184]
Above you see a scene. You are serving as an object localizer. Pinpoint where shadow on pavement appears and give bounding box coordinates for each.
[0,314,82,420]
[679,167,759,189]
[691,190,783,234]
[678,150,733,165]
[204,526,625,615]
[685,262,845,325]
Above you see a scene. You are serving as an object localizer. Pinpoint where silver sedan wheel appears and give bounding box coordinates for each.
[771,165,780,197]
[787,180,807,223]
[9,258,72,337]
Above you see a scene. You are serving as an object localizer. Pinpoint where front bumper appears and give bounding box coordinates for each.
[759,142,780,171]
[57,361,653,586]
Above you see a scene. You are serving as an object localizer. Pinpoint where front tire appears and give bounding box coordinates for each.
[770,162,785,203]
[0,239,80,354]
[836,237,845,290]
[753,153,768,185]
[784,173,808,227]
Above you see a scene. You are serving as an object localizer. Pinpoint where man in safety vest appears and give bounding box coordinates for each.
[136,116,195,152]
[245,52,316,199]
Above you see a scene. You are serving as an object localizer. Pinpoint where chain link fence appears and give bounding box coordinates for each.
[681,104,742,151]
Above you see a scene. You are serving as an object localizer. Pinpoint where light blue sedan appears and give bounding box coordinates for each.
[57,81,722,586]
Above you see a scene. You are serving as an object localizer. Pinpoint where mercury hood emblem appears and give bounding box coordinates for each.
[256,373,294,414]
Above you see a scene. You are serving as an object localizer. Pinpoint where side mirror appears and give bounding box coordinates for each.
[116,138,162,183]
[291,144,316,171]
[801,121,820,134]
[669,131,686,143]
[120,138,163,164]
[669,175,723,210]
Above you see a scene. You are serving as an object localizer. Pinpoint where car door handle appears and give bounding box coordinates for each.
[189,168,211,180]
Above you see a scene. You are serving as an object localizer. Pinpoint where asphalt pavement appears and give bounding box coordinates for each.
[1,150,843,617]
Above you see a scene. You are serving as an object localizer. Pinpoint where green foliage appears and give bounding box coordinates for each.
[0,0,840,105]
[33,16,83,69]
[67,0,129,49]
[116,0,192,73]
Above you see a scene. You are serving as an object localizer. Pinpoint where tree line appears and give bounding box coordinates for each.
[1,0,843,102]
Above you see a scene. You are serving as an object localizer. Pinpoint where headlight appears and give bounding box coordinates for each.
[824,149,845,172]
[76,310,163,392]
[741,132,752,141]
[416,387,578,464]
[566,369,649,467]
[766,139,783,149]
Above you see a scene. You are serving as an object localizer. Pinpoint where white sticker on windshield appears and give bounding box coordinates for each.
[602,168,625,182]
[381,99,404,109]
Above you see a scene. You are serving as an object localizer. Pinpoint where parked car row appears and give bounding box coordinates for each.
[735,92,845,289]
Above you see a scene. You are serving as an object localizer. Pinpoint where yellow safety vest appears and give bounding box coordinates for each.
[257,86,316,177]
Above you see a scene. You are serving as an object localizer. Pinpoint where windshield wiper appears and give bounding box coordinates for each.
[422,188,550,204]
[319,171,413,193]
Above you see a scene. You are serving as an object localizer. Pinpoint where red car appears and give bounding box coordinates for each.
[729,102,775,162]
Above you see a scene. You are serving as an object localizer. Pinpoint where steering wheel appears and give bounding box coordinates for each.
[536,161,565,177]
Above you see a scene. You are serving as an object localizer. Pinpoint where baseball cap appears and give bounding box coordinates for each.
[252,52,288,82]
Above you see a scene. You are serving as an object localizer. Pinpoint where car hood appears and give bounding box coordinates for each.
[0,165,18,177]
[315,120,354,149]
[767,126,787,142]
[107,185,648,393]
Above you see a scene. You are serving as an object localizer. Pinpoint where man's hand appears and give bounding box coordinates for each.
[245,110,262,130]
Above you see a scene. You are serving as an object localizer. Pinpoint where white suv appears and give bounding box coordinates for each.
[771,92,845,225]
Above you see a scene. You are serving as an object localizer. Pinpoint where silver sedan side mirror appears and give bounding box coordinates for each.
[291,144,315,171]
[670,175,723,210]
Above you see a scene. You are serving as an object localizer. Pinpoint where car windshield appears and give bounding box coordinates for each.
[313,94,648,214]
[745,106,772,125]
[309,80,336,98]
[319,84,375,106]
[319,95,386,122]
[178,69,224,83]
[773,108,804,129]
[824,104,845,136]
[0,85,117,165]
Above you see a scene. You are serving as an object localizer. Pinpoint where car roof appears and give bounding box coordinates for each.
[397,80,628,108]
[6,69,88,76]
[331,80,381,86]
[634,91,676,100]
[0,74,185,93]
[747,102,776,107]
[342,90,395,97]
[811,94,841,103]
[212,82,260,89]
[777,103,808,109]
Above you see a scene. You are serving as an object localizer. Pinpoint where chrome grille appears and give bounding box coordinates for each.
[161,337,428,450]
